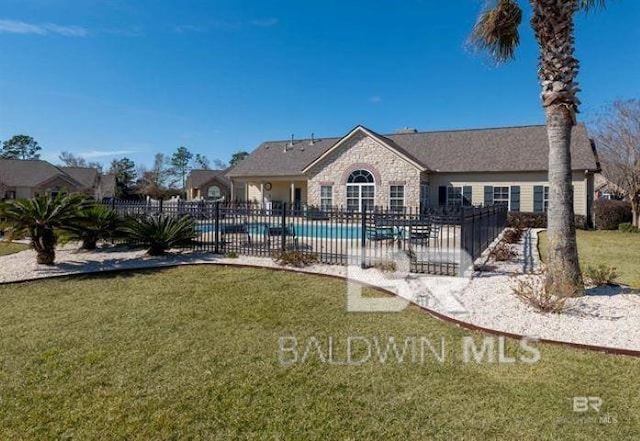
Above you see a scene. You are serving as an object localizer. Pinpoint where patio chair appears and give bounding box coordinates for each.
[408,224,432,245]
[366,214,397,242]
[265,225,299,249]
[220,223,251,250]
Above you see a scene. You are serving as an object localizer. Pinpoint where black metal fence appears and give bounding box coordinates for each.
[109,200,507,276]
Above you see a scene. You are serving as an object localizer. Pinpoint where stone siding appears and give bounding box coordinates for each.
[307,132,422,208]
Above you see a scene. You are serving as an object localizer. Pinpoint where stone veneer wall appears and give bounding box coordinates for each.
[307,132,422,208]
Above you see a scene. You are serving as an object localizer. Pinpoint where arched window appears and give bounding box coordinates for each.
[207,185,222,199]
[346,169,375,212]
[347,169,374,184]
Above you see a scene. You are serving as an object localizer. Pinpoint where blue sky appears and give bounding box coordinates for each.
[0,0,638,169]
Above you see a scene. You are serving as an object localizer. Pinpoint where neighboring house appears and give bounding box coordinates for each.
[0,159,116,200]
[594,173,625,200]
[226,124,599,218]
[185,169,231,201]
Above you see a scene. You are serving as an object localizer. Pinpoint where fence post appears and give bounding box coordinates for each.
[158,198,163,215]
[281,202,287,252]
[214,201,220,254]
[361,205,367,268]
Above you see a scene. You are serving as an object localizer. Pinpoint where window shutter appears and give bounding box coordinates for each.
[463,186,472,206]
[438,186,447,206]
[533,185,544,213]
[484,186,493,206]
[510,186,520,212]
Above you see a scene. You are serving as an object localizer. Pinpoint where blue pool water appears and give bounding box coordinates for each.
[198,222,362,239]
[291,223,362,239]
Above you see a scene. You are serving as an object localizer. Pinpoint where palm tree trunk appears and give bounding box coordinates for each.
[545,105,584,296]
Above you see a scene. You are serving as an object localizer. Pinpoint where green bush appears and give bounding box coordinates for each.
[123,215,196,256]
[593,199,632,230]
[618,222,639,233]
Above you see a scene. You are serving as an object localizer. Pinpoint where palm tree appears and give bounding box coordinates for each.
[470,0,607,296]
[0,194,86,265]
[64,204,122,250]
[122,214,196,256]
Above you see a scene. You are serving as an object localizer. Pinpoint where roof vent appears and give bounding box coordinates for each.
[283,134,295,152]
[309,133,316,146]
[395,127,418,134]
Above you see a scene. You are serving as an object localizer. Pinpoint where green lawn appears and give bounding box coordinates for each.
[1,266,638,440]
[538,230,640,287]
[0,241,29,256]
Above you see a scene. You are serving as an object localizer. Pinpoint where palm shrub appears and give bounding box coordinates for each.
[0,194,85,265]
[123,214,196,256]
[64,204,122,250]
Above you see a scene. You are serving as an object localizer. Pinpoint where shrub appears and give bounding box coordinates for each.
[619,222,639,233]
[63,204,122,250]
[225,251,239,259]
[123,215,196,256]
[489,241,517,262]
[584,264,618,286]
[0,194,85,265]
[502,228,524,244]
[507,212,547,229]
[574,215,589,230]
[593,199,632,230]
[512,276,573,314]
[272,250,318,267]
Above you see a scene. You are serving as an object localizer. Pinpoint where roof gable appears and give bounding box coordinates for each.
[301,125,427,173]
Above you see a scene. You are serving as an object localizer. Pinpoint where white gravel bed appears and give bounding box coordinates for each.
[1,233,638,352]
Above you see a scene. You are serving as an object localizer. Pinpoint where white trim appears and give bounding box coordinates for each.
[301,125,426,173]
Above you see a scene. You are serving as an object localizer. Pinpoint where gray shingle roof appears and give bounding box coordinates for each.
[186,169,231,188]
[227,124,598,177]
[60,167,98,188]
[0,159,83,187]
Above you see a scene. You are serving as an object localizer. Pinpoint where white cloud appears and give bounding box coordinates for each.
[0,19,88,37]
[79,150,137,159]
[250,18,278,27]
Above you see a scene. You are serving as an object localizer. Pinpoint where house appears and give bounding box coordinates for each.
[185,169,231,201]
[0,159,116,200]
[226,124,600,218]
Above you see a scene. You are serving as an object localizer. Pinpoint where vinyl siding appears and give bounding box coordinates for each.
[429,171,589,216]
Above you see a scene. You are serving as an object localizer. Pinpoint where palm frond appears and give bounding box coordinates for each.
[470,0,523,63]
[579,0,608,12]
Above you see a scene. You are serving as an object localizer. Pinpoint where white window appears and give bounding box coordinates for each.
[207,185,222,199]
[493,186,509,207]
[346,169,375,212]
[389,185,404,211]
[320,185,333,210]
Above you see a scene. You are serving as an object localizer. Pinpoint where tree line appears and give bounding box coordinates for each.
[0,135,249,199]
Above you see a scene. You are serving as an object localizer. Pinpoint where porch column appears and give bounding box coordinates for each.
[230,181,235,201]
[260,182,265,208]
[290,182,295,204]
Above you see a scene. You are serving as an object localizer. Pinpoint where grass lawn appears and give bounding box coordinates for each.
[0,241,29,256]
[538,230,640,287]
[1,266,638,440]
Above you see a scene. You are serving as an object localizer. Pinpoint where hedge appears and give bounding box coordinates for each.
[593,199,632,230]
